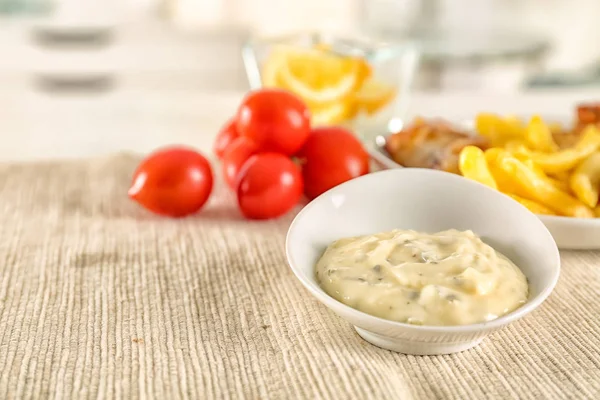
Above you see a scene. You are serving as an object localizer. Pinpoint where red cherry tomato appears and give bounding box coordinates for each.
[221,137,259,189]
[298,127,369,200]
[129,147,213,217]
[213,118,239,159]
[236,89,311,155]
[237,153,303,219]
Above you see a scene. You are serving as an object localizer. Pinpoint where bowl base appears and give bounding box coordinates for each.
[354,326,484,355]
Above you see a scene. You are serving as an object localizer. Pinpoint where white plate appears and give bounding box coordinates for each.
[369,118,600,250]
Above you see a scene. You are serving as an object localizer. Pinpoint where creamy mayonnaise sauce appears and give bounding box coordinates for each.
[316,229,528,326]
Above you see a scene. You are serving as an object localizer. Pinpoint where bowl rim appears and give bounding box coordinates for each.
[538,214,600,225]
[285,168,561,334]
[244,31,419,52]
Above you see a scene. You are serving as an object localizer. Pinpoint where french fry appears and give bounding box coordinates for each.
[504,115,526,138]
[569,152,600,208]
[485,148,520,193]
[475,113,524,147]
[548,171,572,195]
[512,125,600,174]
[595,205,600,218]
[504,143,568,188]
[505,115,525,127]
[544,175,571,193]
[549,170,571,182]
[507,194,556,215]
[488,147,570,192]
[487,152,567,212]
[548,122,563,135]
[485,148,528,195]
[519,158,542,174]
[520,159,570,193]
[459,146,498,189]
[504,140,530,153]
[484,147,503,163]
[524,115,559,152]
[495,151,594,218]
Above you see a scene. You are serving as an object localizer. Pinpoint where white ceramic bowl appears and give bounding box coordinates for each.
[285,168,560,355]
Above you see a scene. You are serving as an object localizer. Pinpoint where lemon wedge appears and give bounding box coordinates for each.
[354,78,397,115]
[263,47,370,106]
[310,101,358,126]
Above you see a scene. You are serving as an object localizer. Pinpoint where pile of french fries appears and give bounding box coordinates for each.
[459,113,600,218]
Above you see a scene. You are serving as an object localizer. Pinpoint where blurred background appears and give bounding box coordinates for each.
[1,0,600,160]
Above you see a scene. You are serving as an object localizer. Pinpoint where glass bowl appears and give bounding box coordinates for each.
[242,32,419,141]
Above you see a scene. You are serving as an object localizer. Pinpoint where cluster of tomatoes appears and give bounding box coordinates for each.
[128,89,370,219]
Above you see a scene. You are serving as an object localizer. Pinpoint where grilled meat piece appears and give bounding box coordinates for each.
[385,118,489,174]
[577,103,600,128]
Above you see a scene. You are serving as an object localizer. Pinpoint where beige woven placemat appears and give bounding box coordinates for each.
[0,154,599,400]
